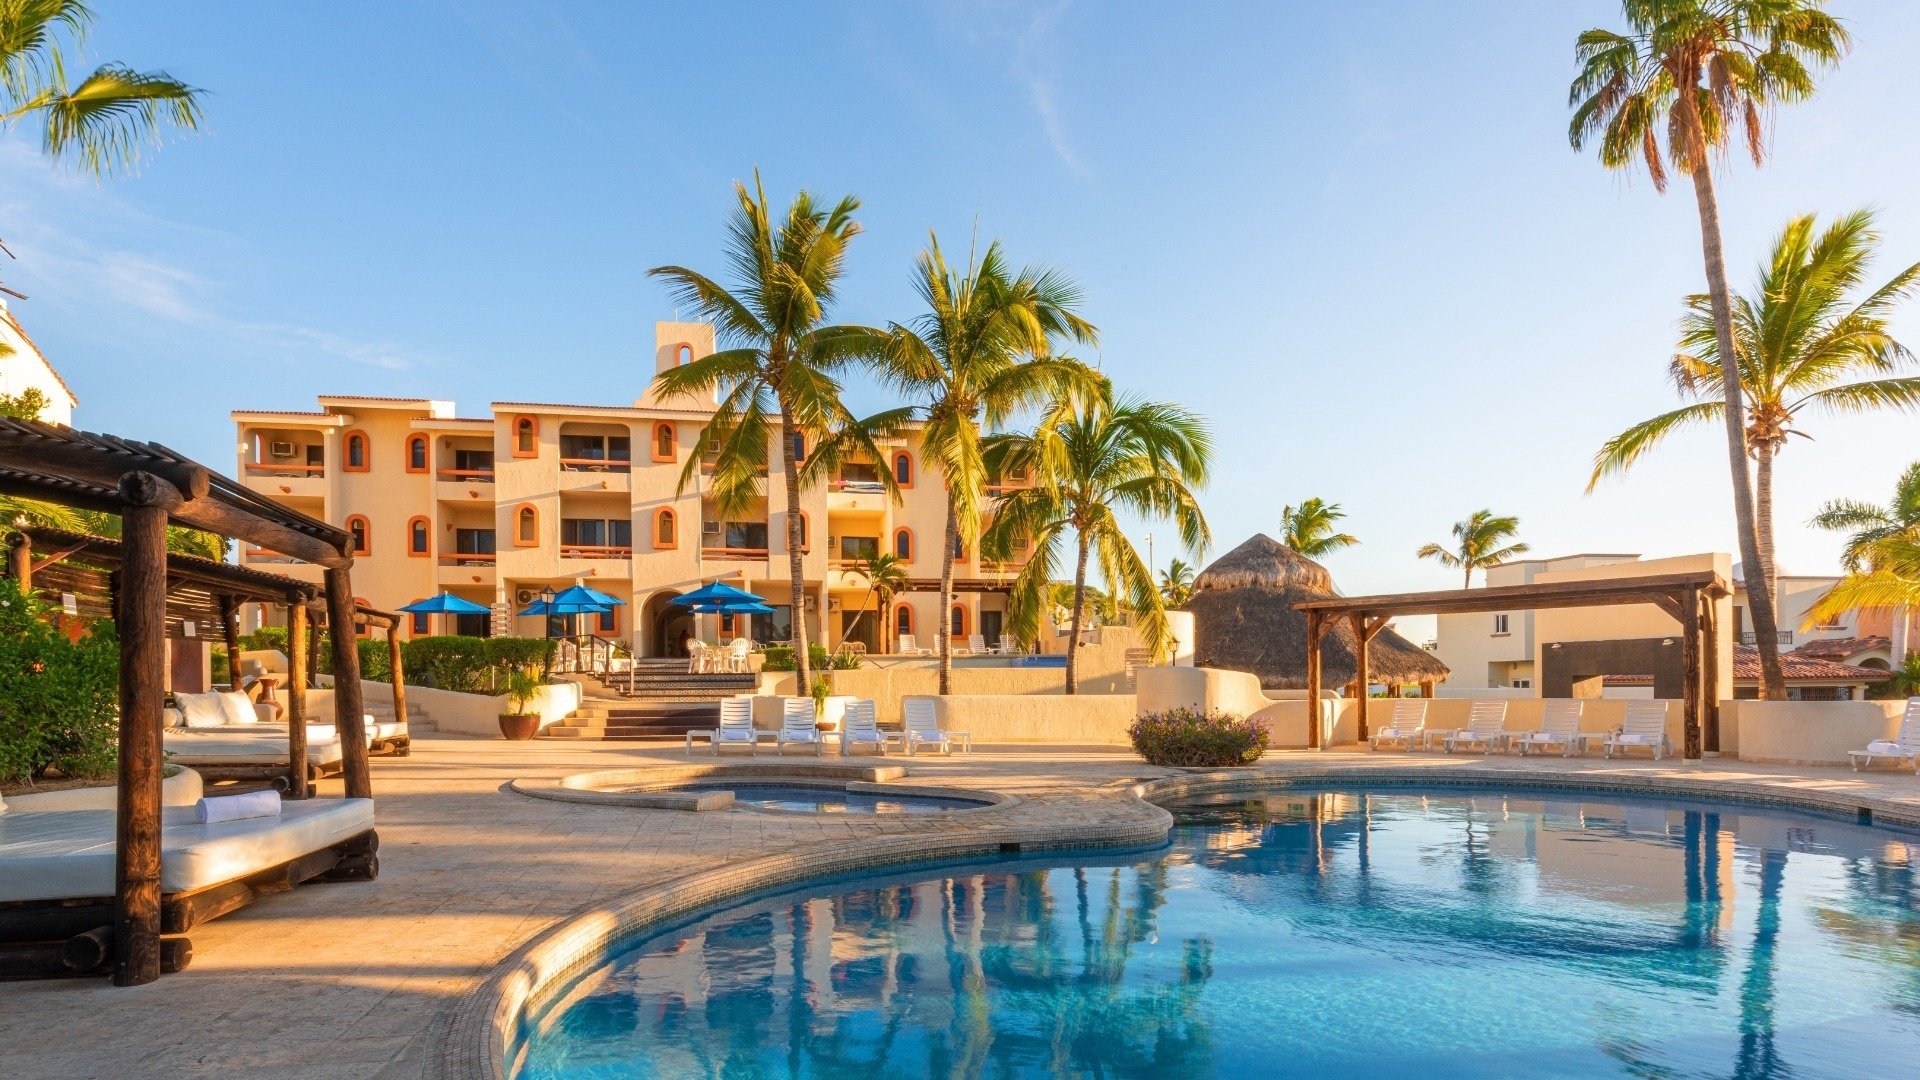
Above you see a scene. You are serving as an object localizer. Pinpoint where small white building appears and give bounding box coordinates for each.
[0,301,77,425]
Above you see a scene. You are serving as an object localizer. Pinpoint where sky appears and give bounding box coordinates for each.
[4,1,1919,641]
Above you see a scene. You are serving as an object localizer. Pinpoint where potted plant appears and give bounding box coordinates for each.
[497,667,544,741]
[811,675,832,731]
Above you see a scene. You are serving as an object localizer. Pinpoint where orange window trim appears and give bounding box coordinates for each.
[405,434,428,474]
[595,605,620,636]
[895,604,914,635]
[345,515,371,555]
[894,527,914,561]
[653,507,678,550]
[511,415,539,458]
[513,503,539,547]
[343,430,370,473]
[950,604,968,637]
[651,422,676,463]
[407,516,430,557]
[893,452,913,488]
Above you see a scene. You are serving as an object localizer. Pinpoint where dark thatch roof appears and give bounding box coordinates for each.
[1185,534,1450,690]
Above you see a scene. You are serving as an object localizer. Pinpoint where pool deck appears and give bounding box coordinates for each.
[7,733,1920,1079]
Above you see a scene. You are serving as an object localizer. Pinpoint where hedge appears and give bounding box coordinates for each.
[0,590,119,785]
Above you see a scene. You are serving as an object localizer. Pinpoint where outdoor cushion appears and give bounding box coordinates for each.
[0,797,374,903]
[162,727,345,767]
[1867,739,1905,755]
[175,693,229,729]
[216,691,259,726]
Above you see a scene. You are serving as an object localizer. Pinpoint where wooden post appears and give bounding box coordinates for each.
[1701,590,1720,754]
[1305,611,1322,749]
[1418,678,1435,699]
[305,602,323,692]
[6,531,28,594]
[112,476,171,986]
[220,596,243,692]
[1680,589,1702,760]
[385,621,409,738]
[324,569,372,799]
[285,599,310,798]
[1351,612,1371,745]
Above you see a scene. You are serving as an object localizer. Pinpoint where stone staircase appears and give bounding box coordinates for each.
[542,660,757,740]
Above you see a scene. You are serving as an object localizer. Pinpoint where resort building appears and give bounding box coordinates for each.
[0,301,77,425]
[231,323,1030,654]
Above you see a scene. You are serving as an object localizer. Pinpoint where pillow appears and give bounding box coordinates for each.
[217,692,259,726]
[163,707,187,730]
[175,692,230,729]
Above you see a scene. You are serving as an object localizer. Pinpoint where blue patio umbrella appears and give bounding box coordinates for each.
[396,592,492,615]
[518,582,627,617]
[669,580,763,609]
[706,600,776,615]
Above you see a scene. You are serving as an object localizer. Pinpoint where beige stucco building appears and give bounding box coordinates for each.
[232,323,1029,655]
[0,301,77,425]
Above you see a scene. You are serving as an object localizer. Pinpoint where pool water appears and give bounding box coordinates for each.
[710,783,983,815]
[516,787,1920,1078]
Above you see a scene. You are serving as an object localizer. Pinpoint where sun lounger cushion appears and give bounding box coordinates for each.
[0,797,374,903]
[1867,739,1905,755]
[162,728,345,767]
[174,692,231,729]
[1614,733,1662,745]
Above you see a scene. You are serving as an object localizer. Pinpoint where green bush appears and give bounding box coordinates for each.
[760,642,861,672]
[1128,707,1267,768]
[241,625,288,653]
[0,590,120,785]
[356,637,391,682]
[395,635,555,693]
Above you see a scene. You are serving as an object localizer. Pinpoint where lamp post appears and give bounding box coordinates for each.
[1145,532,1155,588]
[540,586,558,641]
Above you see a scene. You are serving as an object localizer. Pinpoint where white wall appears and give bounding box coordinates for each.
[0,304,77,425]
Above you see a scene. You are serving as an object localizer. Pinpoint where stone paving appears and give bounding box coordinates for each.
[6,734,1920,1079]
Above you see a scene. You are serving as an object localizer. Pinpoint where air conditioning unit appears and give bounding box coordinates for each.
[515,588,538,605]
[269,441,295,458]
[702,520,721,536]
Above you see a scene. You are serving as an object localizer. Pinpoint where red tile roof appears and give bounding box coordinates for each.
[1734,645,1889,682]
[1789,635,1889,660]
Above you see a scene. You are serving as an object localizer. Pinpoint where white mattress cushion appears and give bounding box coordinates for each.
[175,692,229,729]
[0,798,375,902]
[163,728,344,766]
[217,692,260,726]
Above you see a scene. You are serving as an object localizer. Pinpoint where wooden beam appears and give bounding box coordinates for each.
[0,429,209,503]
[168,497,349,570]
[220,596,242,692]
[286,601,310,799]
[1647,592,1688,625]
[1680,590,1702,760]
[324,567,372,799]
[1361,615,1391,642]
[112,476,169,987]
[1292,571,1727,618]
[1351,612,1372,744]
[28,543,91,575]
[386,622,409,752]
[1304,611,1322,749]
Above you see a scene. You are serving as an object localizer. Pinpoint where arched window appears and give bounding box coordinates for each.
[787,431,806,464]
[951,604,968,638]
[951,533,967,562]
[893,452,913,487]
[893,527,913,561]
[345,515,370,555]
[512,415,538,458]
[343,431,369,472]
[513,504,539,547]
[652,422,676,462]
[407,516,430,557]
[405,434,428,473]
[673,342,694,367]
[653,507,677,549]
[894,604,914,637]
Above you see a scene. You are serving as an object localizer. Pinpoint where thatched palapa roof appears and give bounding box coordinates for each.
[1185,534,1450,690]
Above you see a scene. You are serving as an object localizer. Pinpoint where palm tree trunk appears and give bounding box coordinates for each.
[1754,442,1781,641]
[938,497,958,696]
[779,405,811,691]
[1678,93,1784,699]
[1066,532,1091,695]
[1463,565,1472,590]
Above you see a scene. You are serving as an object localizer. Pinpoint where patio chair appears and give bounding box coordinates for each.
[840,699,888,757]
[1369,699,1429,752]
[1517,700,1587,757]
[706,698,757,755]
[897,634,931,656]
[1443,701,1509,754]
[1849,698,1920,773]
[968,633,993,656]
[1605,701,1672,760]
[727,637,752,673]
[902,698,972,756]
[776,697,825,756]
[687,640,708,674]
[999,634,1020,656]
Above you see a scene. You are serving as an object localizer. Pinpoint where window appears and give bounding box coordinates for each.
[411,611,430,635]
[512,415,538,458]
[559,432,630,467]
[950,604,968,637]
[653,507,677,549]
[1492,614,1510,636]
[895,604,914,636]
[407,516,430,557]
[514,504,538,547]
[793,512,809,552]
[724,521,769,550]
[453,448,494,475]
[454,528,495,557]
[345,515,370,555]
[719,612,735,636]
[894,528,913,560]
[839,535,877,561]
[561,518,632,550]
[1509,678,1532,690]
[343,431,369,472]
[672,342,694,366]
[652,423,676,462]
[596,606,619,634]
[354,596,371,638]
[893,452,913,487]
[951,533,967,562]
[405,434,428,473]
[787,431,806,463]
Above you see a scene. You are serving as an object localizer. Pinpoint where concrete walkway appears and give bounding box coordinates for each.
[5,734,1920,1079]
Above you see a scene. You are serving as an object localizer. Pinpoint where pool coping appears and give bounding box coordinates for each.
[507,763,1018,815]
[441,758,1920,1079]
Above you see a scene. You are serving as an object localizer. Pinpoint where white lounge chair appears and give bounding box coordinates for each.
[1605,701,1673,760]
[1518,700,1587,757]
[705,698,757,755]
[1849,698,1920,773]
[897,634,931,656]
[998,633,1019,656]
[840,699,888,757]
[776,697,825,755]
[1444,701,1509,754]
[902,698,971,756]
[968,633,993,656]
[1369,699,1429,752]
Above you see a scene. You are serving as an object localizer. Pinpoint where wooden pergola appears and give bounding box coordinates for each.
[1293,570,1728,758]
[0,418,371,986]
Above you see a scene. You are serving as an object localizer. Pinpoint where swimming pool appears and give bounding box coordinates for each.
[514,785,1920,1077]
[702,783,987,815]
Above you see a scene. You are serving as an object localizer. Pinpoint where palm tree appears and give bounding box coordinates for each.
[1279,498,1359,558]
[1569,0,1849,698]
[1808,461,1920,664]
[983,387,1211,693]
[1416,510,1529,588]
[1,0,204,297]
[870,233,1098,694]
[1158,558,1195,607]
[648,173,882,690]
[1590,211,1920,656]
[841,550,908,653]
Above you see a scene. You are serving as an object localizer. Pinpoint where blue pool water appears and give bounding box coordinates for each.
[516,786,1920,1078]
[710,784,984,815]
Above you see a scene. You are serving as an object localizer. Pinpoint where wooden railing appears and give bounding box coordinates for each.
[245,463,324,477]
[436,468,495,482]
[560,545,632,560]
[702,546,770,561]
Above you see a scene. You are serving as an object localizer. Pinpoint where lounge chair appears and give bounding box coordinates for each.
[1517,700,1588,757]
[1369,699,1429,752]
[1849,698,1920,772]
[776,697,825,755]
[1443,701,1509,754]
[897,634,931,656]
[902,698,971,756]
[968,633,993,656]
[998,633,1020,656]
[840,699,888,757]
[704,698,757,755]
[1605,701,1672,760]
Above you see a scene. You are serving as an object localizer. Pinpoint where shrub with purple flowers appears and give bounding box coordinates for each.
[1128,707,1267,768]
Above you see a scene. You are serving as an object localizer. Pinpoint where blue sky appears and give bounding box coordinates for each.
[5,1,1920,632]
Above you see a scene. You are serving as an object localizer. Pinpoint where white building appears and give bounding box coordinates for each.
[0,301,77,425]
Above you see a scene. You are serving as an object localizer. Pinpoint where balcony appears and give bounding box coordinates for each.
[559,461,630,493]
[702,545,770,562]
[436,470,497,505]
[559,457,631,474]
[243,462,326,500]
[558,544,632,561]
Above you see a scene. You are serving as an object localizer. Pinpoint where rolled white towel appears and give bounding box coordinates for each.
[1867,739,1905,755]
[195,790,283,824]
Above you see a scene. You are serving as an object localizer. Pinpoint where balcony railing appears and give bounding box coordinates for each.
[560,457,631,473]
[1738,631,1794,646]
[438,553,496,567]
[436,468,495,482]
[702,545,770,561]
[246,463,324,478]
[560,545,632,560]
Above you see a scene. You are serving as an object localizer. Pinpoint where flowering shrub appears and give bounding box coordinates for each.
[1128,707,1267,768]
[0,590,119,785]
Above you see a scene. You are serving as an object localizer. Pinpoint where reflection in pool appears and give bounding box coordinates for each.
[713,783,985,815]
[516,787,1920,1078]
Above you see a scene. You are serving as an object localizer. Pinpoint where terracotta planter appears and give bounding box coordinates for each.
[498,713,541,741]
